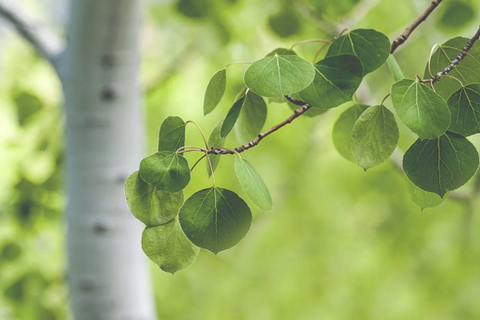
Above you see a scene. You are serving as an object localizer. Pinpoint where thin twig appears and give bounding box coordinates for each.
[207,95,311,155]
[390,0,443,54]
[0,0,64,75]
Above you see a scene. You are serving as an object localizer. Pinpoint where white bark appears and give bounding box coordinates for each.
[62,0,156,319]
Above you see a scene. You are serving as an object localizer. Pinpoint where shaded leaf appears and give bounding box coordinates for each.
[404,175,447,211]
[14,91,43,126]
[221,95,245,138]
[158,116,186,152]
[235,157,272,211]
[299,54,363,109]
[351,105,399,170]
[244,55,315,98]
[179,187,252,254]
[332,103,369,162]
[425,37,480,99]
[142,218,199,274]
[204,69,227,115]
[235,92,267,142]
[268,8,301,38]
[326,29,390,74]
[447,84,480,136]
[287,101,328,117]
[403,133,479,197]
[391,79,450,139]
[207,120,225,176]
[139,151,190,192]
[125,171,184,226]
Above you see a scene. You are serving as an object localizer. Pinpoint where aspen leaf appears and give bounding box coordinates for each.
[235,157,272,211]
[447,84,480,136]
[403,133,479,197]
[244,55,315,98]
[204,69,227,115]
[207,120,225,176]
[351,105,399,170]
[139,151,190,192]
[157,116,186,153]
[404,175,447,211]
[179,187,252,254]
[125,171,184,226]
[235,92,267,143]
[221,95,245,138]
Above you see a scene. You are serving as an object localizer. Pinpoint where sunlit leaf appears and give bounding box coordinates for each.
[299,54,363,109]
[14,91,43,126]
[235,92,267,143]
[447,84,480,136]
[244,55,315,98]
[403,133,479,197]
[125,171,184,226]
[179,187,252,254]
[425,37,480,99]
[387,54,405,81]
[221,95,245,138]
[404,175,448,211]
[351,105,399,170]
[332,103,369,162]
[204,69,227,115]
[391,79,450,139]
[157,116,186,152]
[326,29,390,74]
[206,120,225,176]
[235,157,272,211]
[139,151,190,192]
[142,218,199,274]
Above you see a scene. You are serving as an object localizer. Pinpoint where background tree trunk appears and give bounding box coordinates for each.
[62,0,156,319]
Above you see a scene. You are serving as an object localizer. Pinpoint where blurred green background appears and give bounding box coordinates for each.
[1,0,480,319]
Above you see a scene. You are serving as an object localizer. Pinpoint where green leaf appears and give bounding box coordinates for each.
[351,105,399,170]
[221,95,245,138]
[235,157,273,211]
[326,29,390,74]
[391,79,450,139]
[157,116,186,152]
[266,48,297,56]
[404,175,447,211]
[206,120,225,176]
[332,103,369,162]
[403,133,479,197]
[139,151,190,192]
[425,37,480,99]
[299,54,363,109]
[204,69,227,115]
[142,218,199,274]
[235,92,267,142]
[125,171,184,226]
[387,54,405,82]
[447,84,480,136]
[244,55,315,98]
[179,187,252,254]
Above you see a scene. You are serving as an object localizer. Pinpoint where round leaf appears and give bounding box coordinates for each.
[425,37,480,99]
[326,29,390,74]
[351,105,399,170]
[403,133,479,197]
[404,175,447,211]
[204,69,227,115]
[158,116,186,152]
[179,187,252,254]
[244,55,315,98]
[332,103,369,162]
[391,79,450,139]
[235,157,273,211]
[447,84,480,136]
[139,151,190,192]
[299,55,363,109]
[125,171,184,226]
[142,218,199,274]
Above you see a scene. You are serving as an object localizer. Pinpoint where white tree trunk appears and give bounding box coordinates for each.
[62,0,156,319]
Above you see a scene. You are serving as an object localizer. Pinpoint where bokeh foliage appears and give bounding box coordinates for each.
[2,0,480,319]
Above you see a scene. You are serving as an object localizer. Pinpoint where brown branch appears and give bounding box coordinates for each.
[206,95,311,155]
[390,0,443,54]
[433,25,480,81]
